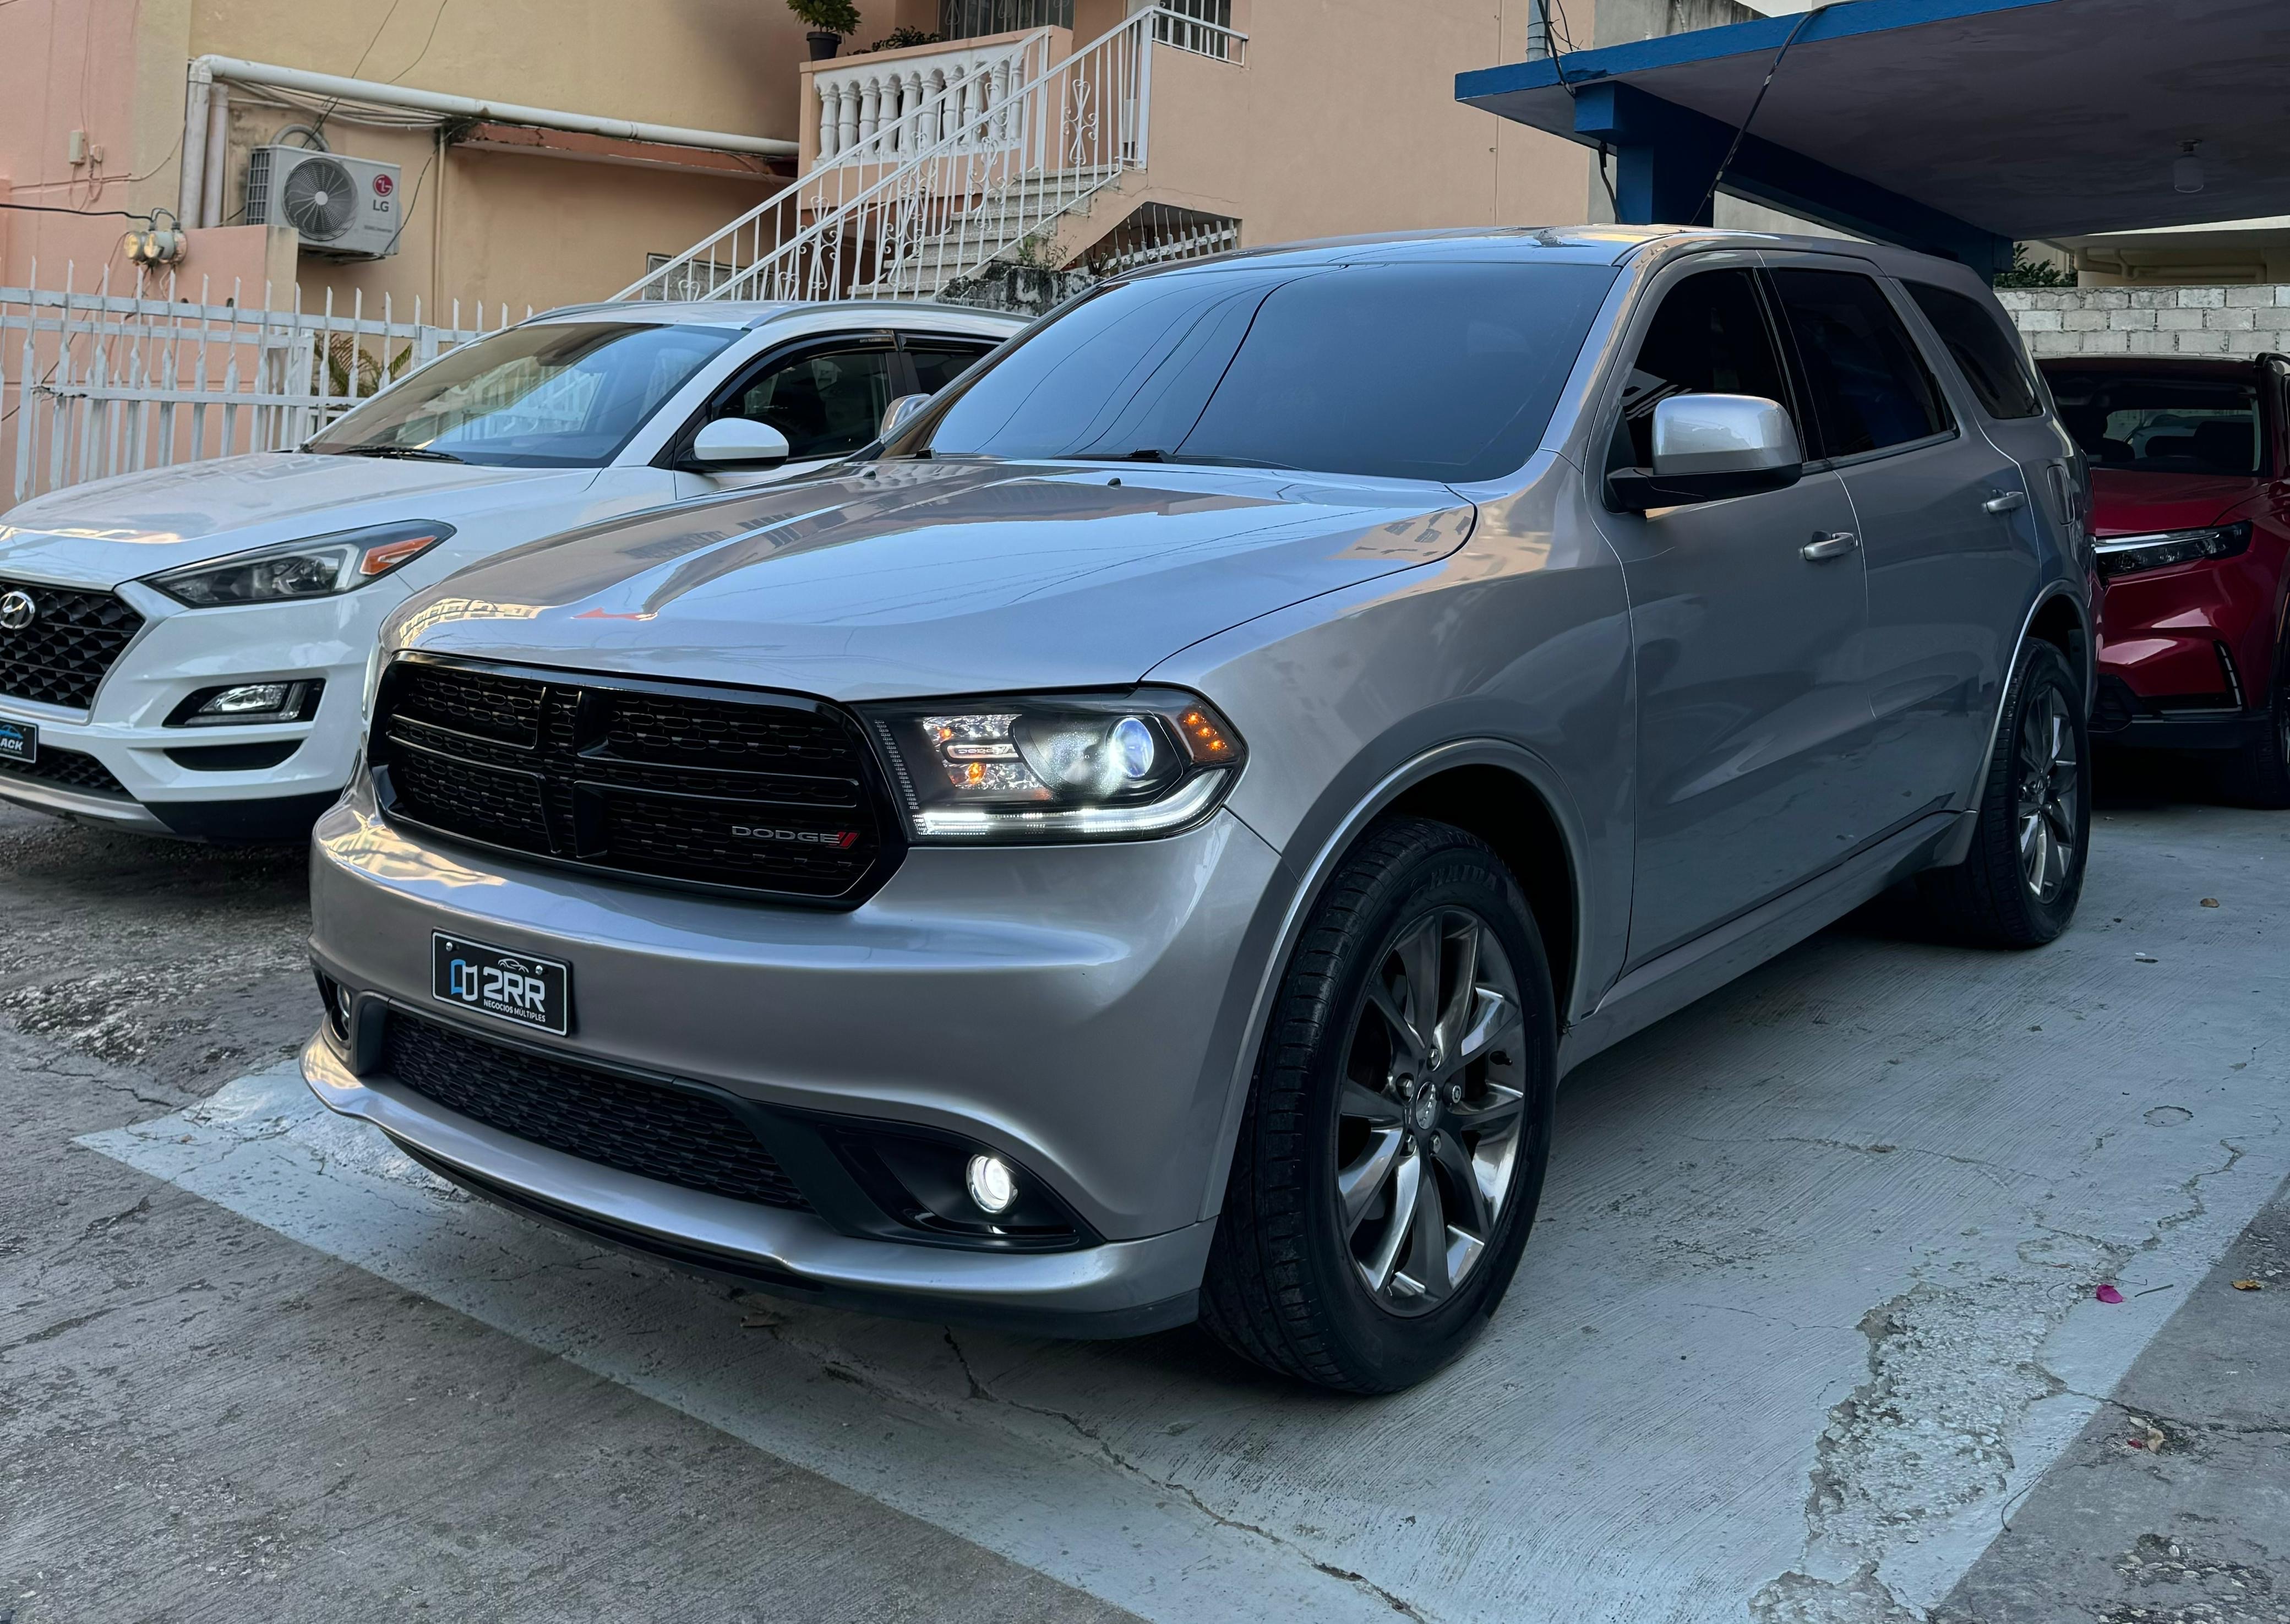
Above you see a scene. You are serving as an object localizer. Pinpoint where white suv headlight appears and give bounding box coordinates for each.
[147,520,454,607]
[860,688,1246,842]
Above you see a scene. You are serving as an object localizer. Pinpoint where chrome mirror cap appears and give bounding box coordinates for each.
[1650,393,1802,477]
[879,393,933,442]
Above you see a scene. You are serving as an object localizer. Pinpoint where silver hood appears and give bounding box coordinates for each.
[387,461,1476,700]
[0,453,593,587]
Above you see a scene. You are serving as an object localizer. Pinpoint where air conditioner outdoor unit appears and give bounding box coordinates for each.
[244,146,403,259]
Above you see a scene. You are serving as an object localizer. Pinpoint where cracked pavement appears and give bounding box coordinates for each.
[5,787,2289,1623]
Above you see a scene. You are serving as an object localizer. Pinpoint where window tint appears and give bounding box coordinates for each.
[309,321,736,467]
[2046,370,2262,476]
[719,345,898,460]
[1904,281,2043,419]
[906,341,995,396]
[1769,269,1953,457]
[1609,268,1793,471]
[918,261,1619,484]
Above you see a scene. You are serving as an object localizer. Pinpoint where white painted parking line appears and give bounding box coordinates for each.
[80,808,2290,1623]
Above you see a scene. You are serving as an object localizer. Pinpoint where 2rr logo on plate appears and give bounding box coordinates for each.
[431,933,570,1034]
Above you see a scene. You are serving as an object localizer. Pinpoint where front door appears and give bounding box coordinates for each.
[1591,263,1881,967]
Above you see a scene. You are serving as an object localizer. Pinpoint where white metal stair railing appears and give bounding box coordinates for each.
[612,7,1246,306]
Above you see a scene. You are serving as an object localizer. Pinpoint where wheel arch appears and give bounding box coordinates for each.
[1198,739,1594,1224]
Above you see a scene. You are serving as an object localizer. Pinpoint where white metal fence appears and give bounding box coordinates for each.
[0,265,527,506]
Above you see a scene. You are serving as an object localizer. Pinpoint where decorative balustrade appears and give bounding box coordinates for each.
[614,7,1248,307]
[810,31,1058,165]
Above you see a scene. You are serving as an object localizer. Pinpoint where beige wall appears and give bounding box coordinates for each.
[0,0,920,310]
[1057,0,1596,259]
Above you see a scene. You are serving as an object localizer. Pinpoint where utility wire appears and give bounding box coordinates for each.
[1695,3,1828,226]
[1538,0,1618,217]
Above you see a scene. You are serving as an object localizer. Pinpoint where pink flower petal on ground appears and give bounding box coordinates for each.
[2096,1283,2125,1304]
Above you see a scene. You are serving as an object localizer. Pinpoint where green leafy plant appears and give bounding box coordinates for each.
[1994,247,2075,288]
[787,0,862,34]
[865,25,942,50]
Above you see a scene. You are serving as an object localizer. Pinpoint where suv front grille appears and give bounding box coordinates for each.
[383,1012,812,1211]
[0,743,128,796]
[0,579,144,709]
[370,657,897,903]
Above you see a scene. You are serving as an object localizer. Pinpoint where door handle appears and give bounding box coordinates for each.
[1983,489,2029,514]
[1801,531,1859,562]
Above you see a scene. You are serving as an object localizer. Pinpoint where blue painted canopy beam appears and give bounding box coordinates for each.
[1568,81,2015,279]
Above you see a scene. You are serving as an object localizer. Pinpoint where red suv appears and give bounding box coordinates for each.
[2044,355,2290,803]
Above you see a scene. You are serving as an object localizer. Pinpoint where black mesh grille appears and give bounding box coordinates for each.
[383,1012,811,1211]
[0,579,144,709]
[372,658,895,903]
[0,743,128,795]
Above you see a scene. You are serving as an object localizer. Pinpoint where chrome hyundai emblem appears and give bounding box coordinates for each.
[0,590,34,632]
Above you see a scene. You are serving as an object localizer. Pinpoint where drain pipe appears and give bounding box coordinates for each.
[177,55,798,227]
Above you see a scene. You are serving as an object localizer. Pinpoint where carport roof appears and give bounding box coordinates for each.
[1456,0,2290,269]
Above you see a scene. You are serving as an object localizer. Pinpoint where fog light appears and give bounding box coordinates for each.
[203,683,293,716]
[964,1153,1017,1216]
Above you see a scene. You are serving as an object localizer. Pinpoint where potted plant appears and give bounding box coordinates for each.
[788,0,862,59]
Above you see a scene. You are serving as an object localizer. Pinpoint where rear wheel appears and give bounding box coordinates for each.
[2218,636,2290,808]
[1917,639,2090,947]
[1200,818,1557,1393]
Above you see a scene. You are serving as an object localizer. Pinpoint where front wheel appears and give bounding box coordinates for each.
[1917,638,2091,947]
[1200,818,1557,1393]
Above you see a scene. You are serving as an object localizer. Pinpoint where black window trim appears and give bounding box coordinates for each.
[1757,255,1962,473]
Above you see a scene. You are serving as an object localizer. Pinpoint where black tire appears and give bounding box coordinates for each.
[1199,817,1558,1393]
[1916,639,2090,947]
[2217,637,2290,808]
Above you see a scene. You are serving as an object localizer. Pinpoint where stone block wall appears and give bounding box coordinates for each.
[1998,286,2290,361]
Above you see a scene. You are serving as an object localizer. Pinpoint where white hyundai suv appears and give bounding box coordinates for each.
[0,299,1022,839]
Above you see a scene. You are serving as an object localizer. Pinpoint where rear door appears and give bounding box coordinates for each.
[1766,260,2036,815]
[1591,259,1882,967]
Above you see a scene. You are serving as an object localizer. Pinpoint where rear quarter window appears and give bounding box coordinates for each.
[1904,281,2044,419]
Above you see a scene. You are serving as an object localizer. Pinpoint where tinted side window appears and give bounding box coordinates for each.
[1610,268,1793,471]
[1770,269,1953,457]
[1904,281,2042,419]
[717,344,898,460]
[906,341,996,396]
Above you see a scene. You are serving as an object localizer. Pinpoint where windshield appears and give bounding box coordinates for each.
[307,321,738,467]
[903,260,1618,484]
[2049,370,2264,477]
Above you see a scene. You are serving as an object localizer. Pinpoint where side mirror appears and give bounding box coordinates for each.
[879,393,933,442]
[690,417,792,470]
[1609,394,1803,511]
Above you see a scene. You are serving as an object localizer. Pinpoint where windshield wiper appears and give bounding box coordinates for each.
[324,444,466,464]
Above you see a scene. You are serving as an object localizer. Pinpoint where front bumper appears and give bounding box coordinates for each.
[0,579,402,835]
[301,788,1291,1328]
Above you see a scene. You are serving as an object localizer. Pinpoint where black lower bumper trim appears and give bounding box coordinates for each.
[2093,713,2265,752]
[145,789,342,842]
[389,1136,1199,1341]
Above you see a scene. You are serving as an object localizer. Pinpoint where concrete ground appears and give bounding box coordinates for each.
[1,777,2284,1624]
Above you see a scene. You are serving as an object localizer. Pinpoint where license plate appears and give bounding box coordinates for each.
[432,933,570,1035]
[0,718,34,764]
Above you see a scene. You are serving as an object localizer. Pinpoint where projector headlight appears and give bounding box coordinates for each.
[148,520,453,607]
[861,688,1245,842]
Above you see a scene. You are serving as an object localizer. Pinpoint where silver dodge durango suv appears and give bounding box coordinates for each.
[303,227,2093,1392]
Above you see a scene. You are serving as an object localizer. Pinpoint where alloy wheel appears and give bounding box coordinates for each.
[2015,682,2079,902]
[1334,907,1527,1316]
